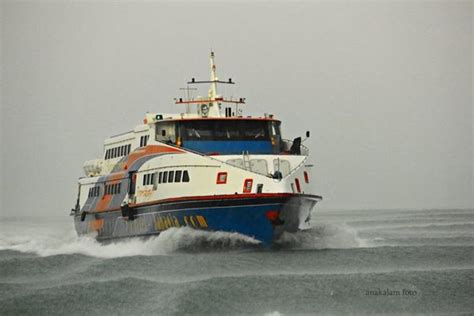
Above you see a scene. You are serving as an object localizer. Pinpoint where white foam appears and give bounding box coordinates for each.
[275,223,369,249]
[0,220,260,258]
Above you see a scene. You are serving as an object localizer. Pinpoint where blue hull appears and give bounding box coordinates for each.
[74,194,321,247]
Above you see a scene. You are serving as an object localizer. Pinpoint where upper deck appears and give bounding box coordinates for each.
[83,52,309,178]
[154,117,282,155]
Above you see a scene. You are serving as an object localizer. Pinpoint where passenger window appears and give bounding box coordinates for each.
[168,171,174,183]
[158,172,162,184]
[175,170,182,182]
[183,170,190,182]
[162,171,168,183]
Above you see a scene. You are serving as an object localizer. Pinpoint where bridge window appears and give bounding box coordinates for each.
[155,122,177,144]
[178,120,277,141]
[162,171,168,183]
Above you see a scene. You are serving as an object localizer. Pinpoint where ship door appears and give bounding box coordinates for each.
[128,171,137,195]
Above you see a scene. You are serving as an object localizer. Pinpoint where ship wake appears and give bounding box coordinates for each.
[0,225,261,258]
[0,218,369,258]
[275,223,369,249]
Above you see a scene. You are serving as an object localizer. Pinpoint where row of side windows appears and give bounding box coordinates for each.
[105,144,131,160]
[105,183,121,195]
[140,135,149,147]
[88,186,100,198]
[159,170,190,184]
[141,170,190,188]
[143,173,156,186]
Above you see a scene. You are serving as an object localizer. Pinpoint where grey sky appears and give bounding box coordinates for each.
[1,1,472,217]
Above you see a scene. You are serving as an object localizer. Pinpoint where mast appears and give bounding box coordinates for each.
[175,51,246,118]
[207,51,221,117]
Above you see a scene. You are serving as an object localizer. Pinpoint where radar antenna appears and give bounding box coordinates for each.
[175,51,246,118]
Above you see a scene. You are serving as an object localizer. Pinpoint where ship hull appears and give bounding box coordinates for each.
[74,193,321,247]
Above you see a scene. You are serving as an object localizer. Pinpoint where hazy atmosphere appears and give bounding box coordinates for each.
[1,1,472,216]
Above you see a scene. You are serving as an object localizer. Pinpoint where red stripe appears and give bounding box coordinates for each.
[161,117,280,122]
[131,193,295,207]
[89,193,309,214]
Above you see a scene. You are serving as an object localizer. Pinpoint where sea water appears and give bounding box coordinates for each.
[1,209,473,315]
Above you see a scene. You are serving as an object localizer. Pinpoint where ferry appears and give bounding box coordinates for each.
[70,52,322,246]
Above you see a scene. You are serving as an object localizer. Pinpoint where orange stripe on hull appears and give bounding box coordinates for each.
[123,145,183,170]
[96,173,124,212]
[89,218,104,232]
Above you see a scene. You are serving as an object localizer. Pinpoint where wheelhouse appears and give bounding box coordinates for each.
[155,118,282,155]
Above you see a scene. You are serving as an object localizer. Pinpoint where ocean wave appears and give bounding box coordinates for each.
[0,220,371,258]
[355,222,474,231]
[366,236,474,247]
[0,227,260,258]
[275,223,369,249]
